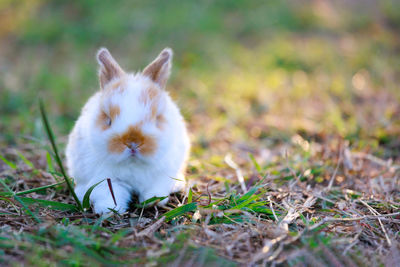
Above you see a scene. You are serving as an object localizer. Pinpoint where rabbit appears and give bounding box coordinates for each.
[65,47,190,214]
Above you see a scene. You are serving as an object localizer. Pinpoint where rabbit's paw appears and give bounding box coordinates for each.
[90,181,131,214]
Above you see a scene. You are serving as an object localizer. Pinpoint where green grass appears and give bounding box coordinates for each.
[1,0,400,266]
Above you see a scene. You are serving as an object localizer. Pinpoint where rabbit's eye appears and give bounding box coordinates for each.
[97,106,119,130]
[106,116,112,126]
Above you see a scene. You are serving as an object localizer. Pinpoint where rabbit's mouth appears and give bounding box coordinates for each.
[126,142,140,157]
[129,147,137,156]
[123,147,147,163]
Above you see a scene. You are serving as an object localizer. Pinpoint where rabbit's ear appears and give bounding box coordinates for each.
[97,48,125,89]
[143,48,172,88]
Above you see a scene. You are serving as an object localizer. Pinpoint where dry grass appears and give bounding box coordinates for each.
[1,132,399,266]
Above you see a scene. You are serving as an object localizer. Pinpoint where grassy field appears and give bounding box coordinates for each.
[1,0,400,266]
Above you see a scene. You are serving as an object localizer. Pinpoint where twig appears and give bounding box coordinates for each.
[136,216,165,237]
[284,149,305,190]
[279,196,316,232]
[352,152,400,170]
[251,234,286,263]
[225,153,247,192]
[342,231,362,256]
[308,212,400,231]
[359,199,392,246]
[267,243,283,262]
[320,243,345,267]
[206,182,211,206]
[327,144,343,190]
[311,192,335,204]
[138,204,145,223]
[267,196,278,222]
[53,214,98,220]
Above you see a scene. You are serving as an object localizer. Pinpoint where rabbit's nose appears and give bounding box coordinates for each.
[125,143,138,155]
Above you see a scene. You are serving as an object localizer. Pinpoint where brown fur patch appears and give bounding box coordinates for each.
[156,114,166,129]
[109,105,120,120]
[96,110,110,131]
[108,125,157,155]
[140,87,161,120]
[140,86,159,105]
[96,105,120,131]
[110,79,122,91]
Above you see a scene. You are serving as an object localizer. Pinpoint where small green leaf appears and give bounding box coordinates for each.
[230,192,263,210]
[0,155,17,169]
[18,197,78,212]
[308,236,318,248]
[236,184,264,205]
[310,223,329,232]
[16,151,34,169]
[46,151,55,173]
[111,229,131,243]
[248,205,275,215]
[164,202,197,222]
[82,179,106,210]
[249,153,262,174]
[224,181,230,193]
[135,196,168,208]
[299,213,307,226]
[188,187,193,203]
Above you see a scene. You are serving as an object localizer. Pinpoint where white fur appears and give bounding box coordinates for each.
[65,49,190,214]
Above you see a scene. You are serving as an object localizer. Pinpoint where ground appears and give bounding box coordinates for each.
[1,1,400,266]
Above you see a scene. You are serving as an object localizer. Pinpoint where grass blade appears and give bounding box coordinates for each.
[230,192,264,210]
[82,179,106,210]
[0,181,65,197]
[236,184,263,204]
[39,99,83,211]
[249,153,262,174]
[0,154,17,169]
[46,151,55,173]
[135,196,168,208]
[16,151,35,169]
[163,202,197,222]
[188,187,193,204]
[18,197,78,212]
[0,179,41,223]
[0,196,20,212]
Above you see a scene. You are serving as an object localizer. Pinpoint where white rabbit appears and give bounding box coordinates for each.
[65,47,190,214]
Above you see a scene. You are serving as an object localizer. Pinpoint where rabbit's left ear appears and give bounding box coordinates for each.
[143,48,172,88]
[97,48,125,90]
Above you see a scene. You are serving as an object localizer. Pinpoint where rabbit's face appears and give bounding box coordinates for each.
[91,48,172,163]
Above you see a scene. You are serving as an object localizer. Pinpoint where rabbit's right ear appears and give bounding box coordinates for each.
[143,48,172,89]
[97,48,125,89]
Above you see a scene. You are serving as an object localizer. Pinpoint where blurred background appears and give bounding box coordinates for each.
[1,0,399,159]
